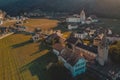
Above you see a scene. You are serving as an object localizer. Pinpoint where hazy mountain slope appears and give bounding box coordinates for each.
[0,0,18,7]
[0,0,120,18]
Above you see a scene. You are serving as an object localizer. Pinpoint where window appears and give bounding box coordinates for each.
[75,66,85,72]
[76,62,85,67]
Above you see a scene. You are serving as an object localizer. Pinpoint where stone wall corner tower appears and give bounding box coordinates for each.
[97,33,109,66]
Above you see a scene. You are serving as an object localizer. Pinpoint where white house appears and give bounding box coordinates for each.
[0,20,3,25]
[16,26,27,32]
[0,11,4,19]
[74,32,88,39]
[107,29,112,35]
[68,24,78,30]
[86,19,92,24]
[32,33,41,42]
[66,17,80,23]
[89,15,98,23]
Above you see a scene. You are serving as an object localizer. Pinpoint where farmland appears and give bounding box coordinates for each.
[23,19,59,31]
[0,34,58,80]
[2,19,59,31]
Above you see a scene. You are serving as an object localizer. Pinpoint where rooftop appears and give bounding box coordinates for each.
[53,43,64,52]
[66,37,98,54]
[60,48,84,66]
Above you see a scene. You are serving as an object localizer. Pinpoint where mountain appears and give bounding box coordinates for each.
[0,0,120,18]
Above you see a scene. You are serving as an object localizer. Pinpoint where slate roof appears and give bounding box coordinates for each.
[76,43,98,54]
[66,37,98,54]
[66,37,78,44]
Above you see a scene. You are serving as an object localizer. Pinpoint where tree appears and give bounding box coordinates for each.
[109,41,120,63]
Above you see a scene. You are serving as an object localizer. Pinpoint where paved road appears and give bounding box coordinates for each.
[0,33,14,40]
[87,65,112,80]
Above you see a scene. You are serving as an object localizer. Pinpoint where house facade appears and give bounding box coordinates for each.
[66,36,109,66]
[53,43,86,77]
[58,48,86,77]
[68,24,78,30]
[66,17,80,23]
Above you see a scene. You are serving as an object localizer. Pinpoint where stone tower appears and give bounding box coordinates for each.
[80,10,86,21]
[97,33,109,66]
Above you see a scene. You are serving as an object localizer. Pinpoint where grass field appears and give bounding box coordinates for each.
[24,19,59,31]
[0,34,58,80]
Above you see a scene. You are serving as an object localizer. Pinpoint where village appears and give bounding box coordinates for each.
[0,9,120,80]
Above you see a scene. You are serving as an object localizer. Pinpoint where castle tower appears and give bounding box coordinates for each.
[80,10,86,21]
[97,32,109,66]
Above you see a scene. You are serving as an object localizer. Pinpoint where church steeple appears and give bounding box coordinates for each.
[80,9,86,21]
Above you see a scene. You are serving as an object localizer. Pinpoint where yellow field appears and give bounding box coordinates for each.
[24,19,59,31]
[0,34,52,80]
[2,20,17,27]
[1,19,59,31]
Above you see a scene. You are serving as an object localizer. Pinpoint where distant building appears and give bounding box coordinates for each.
[85,19,92,24]
[0,20,3,25]
[107,29,112,35]
[66,17,80,23]
[89,15,98,23]
[0,11,4,19]
[32,33,41,42]
[74,32,88,39]
[80,10,86,22]
[66,10,86,23]
[16,26,27,32]
[66,10,98,30]
[68,24,78,30]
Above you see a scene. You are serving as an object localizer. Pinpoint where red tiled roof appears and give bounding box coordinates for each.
[53,43,64,52]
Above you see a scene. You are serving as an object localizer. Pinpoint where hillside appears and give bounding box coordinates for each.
[0,0,120,18]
